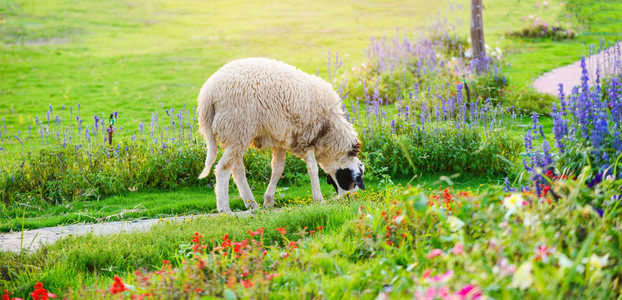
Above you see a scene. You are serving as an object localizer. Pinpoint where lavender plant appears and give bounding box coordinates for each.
[553,55,622,174]
[0,104,307,205]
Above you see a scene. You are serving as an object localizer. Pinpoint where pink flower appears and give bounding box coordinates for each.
[533,244,554,263]
[421,268,431,279]
[454,284,482,299]
[452,243,464,255]
[427,249,443,259]
[414,286,450,300]
[431,270,454,283]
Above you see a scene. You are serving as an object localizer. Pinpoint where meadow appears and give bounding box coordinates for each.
[1,0,622,298]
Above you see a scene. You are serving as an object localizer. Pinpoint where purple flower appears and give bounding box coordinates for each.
[587,173,603,189]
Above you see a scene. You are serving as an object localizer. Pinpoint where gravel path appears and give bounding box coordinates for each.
[533,42,622,96]
[0,211,254,253]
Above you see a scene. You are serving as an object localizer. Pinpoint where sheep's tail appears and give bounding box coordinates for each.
[197,86,217,179]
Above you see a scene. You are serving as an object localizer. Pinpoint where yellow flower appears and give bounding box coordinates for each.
[510,261,534,290]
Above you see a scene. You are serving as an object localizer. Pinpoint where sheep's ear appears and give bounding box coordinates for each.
[348,141,361,157]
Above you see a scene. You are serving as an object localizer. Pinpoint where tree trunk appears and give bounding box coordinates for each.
[471,0,485,72]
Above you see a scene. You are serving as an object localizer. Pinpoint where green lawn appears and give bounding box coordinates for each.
[0,0,450,131]
[4,0,621,133]
[0,174,500,232]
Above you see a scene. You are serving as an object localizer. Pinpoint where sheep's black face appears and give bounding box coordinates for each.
[326,166,365,194]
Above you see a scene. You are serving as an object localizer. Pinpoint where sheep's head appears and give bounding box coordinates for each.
[322,142,365,195]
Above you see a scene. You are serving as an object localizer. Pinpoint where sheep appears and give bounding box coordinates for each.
[196,57,365,213]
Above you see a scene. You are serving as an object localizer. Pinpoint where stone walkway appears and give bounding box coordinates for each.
[0,211,253,253]
[533,42,622,95]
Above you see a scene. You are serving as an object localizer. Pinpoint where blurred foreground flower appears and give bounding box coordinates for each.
[503,193,524,218]
[510,261,534,290]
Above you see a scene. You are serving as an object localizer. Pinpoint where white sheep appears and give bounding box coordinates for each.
[196,57,365,213]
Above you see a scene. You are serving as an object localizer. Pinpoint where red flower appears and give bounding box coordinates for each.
[309,230,316,234]
[192,243,206,253]
[131,293,153,300]
[266,273,281,281]
[191,232,203,244]
[221,234,232,248]
[280,252,290,259]
[196,258,206,270]
[30,282,56,300]
[316,226,323,231]
[248,227,265,236]
[386,240,393,246]
[3,289,23,300]
[289,241,298,249]
[275,227,287,234]
[233,239,249,254]
[109,276,130,294]
[240,279,253,288]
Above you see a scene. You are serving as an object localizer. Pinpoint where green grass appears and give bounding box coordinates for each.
[0,0,451,132]
[2,174,620,298]
[0,173,500,232]
[4,0,621,135]
[0,198,376,296]
[479,0,622,87]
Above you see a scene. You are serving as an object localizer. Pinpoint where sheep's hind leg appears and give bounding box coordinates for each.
[263,148,286,208]
[232,159,259,211]
[214,147,242,214]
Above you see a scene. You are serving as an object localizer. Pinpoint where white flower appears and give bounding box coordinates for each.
[511,261,534,290]
[522,213,539,227]
[447,216,465,232]
[583,253,609,271]
[557,252,585,273]
[557,253,573,269]
[503,193,524,218]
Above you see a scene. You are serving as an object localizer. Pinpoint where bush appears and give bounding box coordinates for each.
[508,20,575,40]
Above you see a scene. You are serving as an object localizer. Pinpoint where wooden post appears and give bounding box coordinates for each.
[471,0,485,70]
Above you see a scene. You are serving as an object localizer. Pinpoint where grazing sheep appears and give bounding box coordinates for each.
[197,58,365,213]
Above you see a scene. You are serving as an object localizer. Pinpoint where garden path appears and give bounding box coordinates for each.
[0,210,253,253]
[533,42,621,96]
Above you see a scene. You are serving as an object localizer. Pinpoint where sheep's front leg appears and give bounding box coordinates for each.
[264,148,286,208]
[232,159,259,211]
[304,150,325,203]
